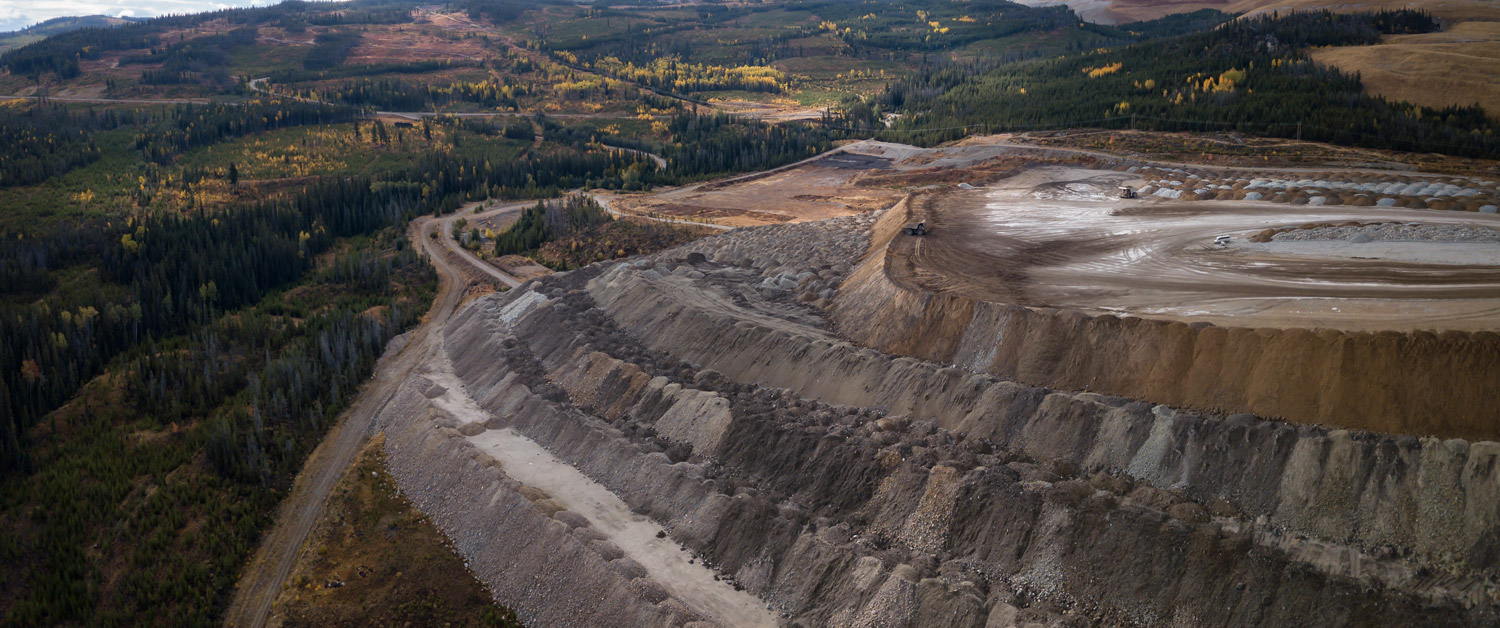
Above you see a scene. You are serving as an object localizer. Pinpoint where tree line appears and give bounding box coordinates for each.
[660,112,838,179]
[0,106,130,188]
[1,227,436,626]
[304,31,364,71]
[875,10,1500,158]
[492,195,610,257]
[0,130,652,471]
[0,0,416,79]
[134,100,360,164]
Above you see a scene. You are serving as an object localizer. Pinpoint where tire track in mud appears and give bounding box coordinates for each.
[896,166,1500,330]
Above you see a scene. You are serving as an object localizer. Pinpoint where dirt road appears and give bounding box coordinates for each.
[467,430,779,627]
[440,201,531,288]
[415,341,781,627]
[222,210,521,627]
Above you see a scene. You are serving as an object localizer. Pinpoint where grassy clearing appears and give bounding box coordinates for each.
[0,129,142,231]
[273,435,522,628]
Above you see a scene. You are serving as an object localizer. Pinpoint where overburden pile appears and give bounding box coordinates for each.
[380,210,1499,627]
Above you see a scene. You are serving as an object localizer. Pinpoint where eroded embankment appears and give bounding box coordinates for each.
[833,198,1500,441]
[373,206,1500,626]
[370,196,1500,627]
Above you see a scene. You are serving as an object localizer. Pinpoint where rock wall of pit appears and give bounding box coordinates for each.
[381,384,703,627]
[829,198,1500,441]
[390,209,1499,626]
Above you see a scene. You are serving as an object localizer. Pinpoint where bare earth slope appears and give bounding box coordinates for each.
[383,206,1498,626]
[252,137,1500,628]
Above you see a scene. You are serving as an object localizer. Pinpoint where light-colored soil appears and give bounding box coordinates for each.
[224,196,519,628]
[493,255,553,281]
[420,335,780,628]
[236,134,1500,628]
[349,23,493,64]
[468,429,777,628]
[1234,239,1500,265]
[711,99,825,123]
[894,165,1500,330]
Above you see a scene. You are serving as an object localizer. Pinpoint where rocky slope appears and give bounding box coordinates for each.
[378,207,1499,626]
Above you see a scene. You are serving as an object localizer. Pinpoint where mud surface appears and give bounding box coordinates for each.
[895,166,1500,331]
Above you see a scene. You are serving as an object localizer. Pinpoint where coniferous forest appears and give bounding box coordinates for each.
[871,10,1500,157]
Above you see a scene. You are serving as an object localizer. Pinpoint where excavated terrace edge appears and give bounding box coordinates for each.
[444,281,1496,626]
[577,210,1499,596]
[840,187,1500,441]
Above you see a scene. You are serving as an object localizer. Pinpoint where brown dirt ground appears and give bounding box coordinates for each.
[1099,0,1500,24]
[844,192,1500,440]
[269,435,521,628]
[493,255,553,281]
[614,163,905,228]
[1015,129,1500,176]
[348,23,495,65]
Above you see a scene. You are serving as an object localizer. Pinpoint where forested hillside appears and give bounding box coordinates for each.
[875,10,1500,157]
[0,13,853,620]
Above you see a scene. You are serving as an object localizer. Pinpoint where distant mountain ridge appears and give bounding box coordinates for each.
[4,14,147,37]
[0,14,147,53]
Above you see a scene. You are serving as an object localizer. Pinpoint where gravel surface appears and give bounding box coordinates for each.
[1272,223,1500,243]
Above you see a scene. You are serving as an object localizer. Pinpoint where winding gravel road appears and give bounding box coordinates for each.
[221,209,521,627]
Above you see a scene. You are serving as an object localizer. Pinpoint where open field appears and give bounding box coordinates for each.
[603,152,906,228]
[1311,20,1500,116]
[268,435,519,627]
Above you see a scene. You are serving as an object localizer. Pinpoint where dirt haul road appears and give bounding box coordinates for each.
[893,165,1500,331]
[222,209,520,628]
[228,190,755,626]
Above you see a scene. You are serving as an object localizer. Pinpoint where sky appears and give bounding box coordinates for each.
[1,0,293,33]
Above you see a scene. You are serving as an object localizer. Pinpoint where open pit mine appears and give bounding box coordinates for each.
[379,139,1500,627]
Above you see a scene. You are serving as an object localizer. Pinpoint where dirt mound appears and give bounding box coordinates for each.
[1271,222,1500,243]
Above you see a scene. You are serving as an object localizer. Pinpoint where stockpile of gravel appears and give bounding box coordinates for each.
[1272,223,1500,243]
[663,210,882,306]
[680,211,878,272]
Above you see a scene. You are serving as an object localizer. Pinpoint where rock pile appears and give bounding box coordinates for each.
[1272,222,1500,243]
